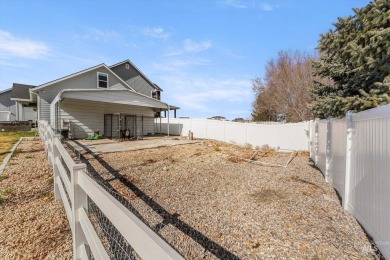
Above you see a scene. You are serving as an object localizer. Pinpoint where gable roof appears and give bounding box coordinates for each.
[110,59,163,92]
[0,88,12,95]
[11,83,36,100]
[31,64,135,92]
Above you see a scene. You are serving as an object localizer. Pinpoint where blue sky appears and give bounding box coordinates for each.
[0,0,369,119]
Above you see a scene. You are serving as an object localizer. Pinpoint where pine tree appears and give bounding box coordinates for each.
[310,0,390,118]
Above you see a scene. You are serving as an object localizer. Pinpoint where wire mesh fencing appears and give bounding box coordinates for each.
[86,196,140,260]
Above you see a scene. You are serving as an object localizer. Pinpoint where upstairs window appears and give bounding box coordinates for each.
[97,72,108,88]
[152,90,160,100]
[125,63,130,69]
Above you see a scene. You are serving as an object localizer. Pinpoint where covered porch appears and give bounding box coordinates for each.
[50,89,178,140]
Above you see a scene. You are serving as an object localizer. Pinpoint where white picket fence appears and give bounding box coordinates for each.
[38,120,183,260]
[157,118,309,151]
[309,105,390,258]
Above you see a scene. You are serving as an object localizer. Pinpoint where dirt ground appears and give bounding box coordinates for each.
[0,139,72,259]
[69,139,380,259]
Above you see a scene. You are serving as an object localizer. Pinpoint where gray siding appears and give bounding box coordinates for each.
[0,90,16,120]
[111,63,156,97]
[38,67,129,123]
[60,99,155,139]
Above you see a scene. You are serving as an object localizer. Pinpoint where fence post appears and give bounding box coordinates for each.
[71,163,88,260]
[314,119,319,165]
[343,111,354,211]
[325,118,332,183]
[52,134,62,200]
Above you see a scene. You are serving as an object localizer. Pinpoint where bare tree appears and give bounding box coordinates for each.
[252,50,319,122]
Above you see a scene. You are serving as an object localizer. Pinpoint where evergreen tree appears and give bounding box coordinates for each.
[310,0,390,118]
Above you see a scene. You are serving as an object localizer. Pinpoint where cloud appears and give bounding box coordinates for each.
[153,58,210,71]
[165,39,211,56]
[183,39,211,53]
[257,2,274,11]
[142,27,170,39]
[160,75,251,111]
[78,29,120,42]
[0,29,50,59]
[221,1,275,11]
[221,0,247,9]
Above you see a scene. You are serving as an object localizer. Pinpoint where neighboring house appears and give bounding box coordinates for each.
[0,88,16,121]
[11,83,37,122]
[1,59,178,139]
[232,118,245,122]
[208,116,227,121]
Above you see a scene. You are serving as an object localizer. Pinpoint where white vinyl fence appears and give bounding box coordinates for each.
[39,120,183,260]
[157,118,310,151]
[309,105,390,258]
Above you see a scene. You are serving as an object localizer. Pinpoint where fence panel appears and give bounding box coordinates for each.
[206,120,225,141]
[246,124,274,148]
[347,107,390,258]
[329,119,347,198]
[307,105,390,258]
[309,120,316,161]
[157,119,310,151]
[38,120,184,260]
[316,120,327,174]
[224,121,247,145]
[190,119,207,138]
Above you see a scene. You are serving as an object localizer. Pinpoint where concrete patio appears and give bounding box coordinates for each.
[66,135,199,154]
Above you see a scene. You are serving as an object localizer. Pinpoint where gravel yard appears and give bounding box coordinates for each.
[0,139,72,259]
[70,139,380,259]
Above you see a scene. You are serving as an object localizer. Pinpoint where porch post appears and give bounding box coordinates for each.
[167,105,170,137]
[174,109,177,118]
[159,109,162,134]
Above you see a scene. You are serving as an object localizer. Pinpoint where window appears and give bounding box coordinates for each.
[125,64,130,69]
[97,72,108,88]
[152,90,160,100]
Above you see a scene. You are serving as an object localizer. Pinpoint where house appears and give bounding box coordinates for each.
[208,116,227,121]
[0,88,15,121]
[0,84,37,122]
[0,59,178,139]
[232,117,245,122]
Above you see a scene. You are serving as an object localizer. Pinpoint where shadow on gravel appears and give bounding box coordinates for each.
[68,140,239,260]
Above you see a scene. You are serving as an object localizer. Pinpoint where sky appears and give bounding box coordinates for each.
[0,0,370,119]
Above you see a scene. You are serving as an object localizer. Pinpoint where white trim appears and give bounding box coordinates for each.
[31,64,135,92]
[97,72,109,89]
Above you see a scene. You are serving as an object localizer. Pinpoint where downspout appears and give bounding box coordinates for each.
[167,105,170,137]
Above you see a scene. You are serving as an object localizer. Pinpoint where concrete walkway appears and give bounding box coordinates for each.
[67,136,200,154]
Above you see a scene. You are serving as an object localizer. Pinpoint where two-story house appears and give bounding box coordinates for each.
[0,59,178,139]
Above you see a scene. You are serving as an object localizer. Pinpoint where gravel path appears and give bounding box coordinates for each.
[70,140,379,259]
[0,139,72,259]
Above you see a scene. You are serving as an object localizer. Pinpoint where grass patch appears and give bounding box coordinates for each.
[47,177,54,185]
[0,175,8,181]
[2,187,13,195]
[0,196,4,205]
[0,131,37,164]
